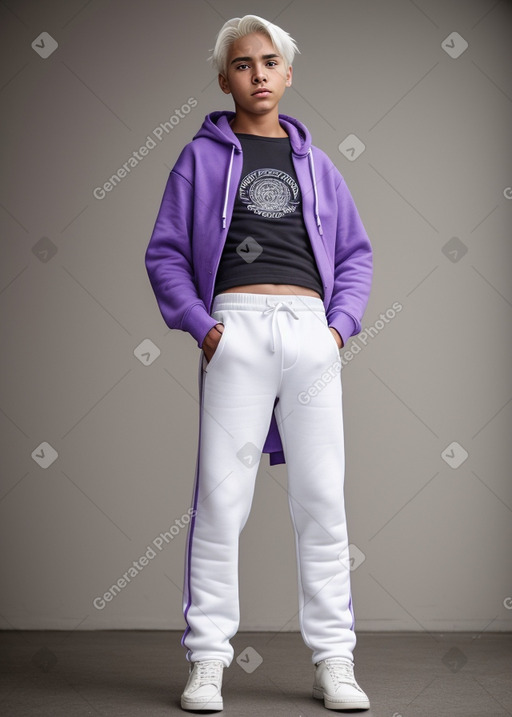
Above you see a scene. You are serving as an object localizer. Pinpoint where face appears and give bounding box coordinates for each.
[218,32,292,117]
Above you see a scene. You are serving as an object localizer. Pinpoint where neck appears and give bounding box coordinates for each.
[229,108,288,137]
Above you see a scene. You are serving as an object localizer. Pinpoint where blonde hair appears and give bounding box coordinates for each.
[209,14,299,77]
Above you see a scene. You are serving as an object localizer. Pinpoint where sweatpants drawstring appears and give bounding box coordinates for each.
[263,298,300,353]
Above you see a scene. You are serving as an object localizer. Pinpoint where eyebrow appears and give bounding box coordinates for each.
[230,53,280,65]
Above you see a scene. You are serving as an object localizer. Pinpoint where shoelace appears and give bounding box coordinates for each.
[192,660,223,686]
[262,299,300,353]
[324,658,360,689]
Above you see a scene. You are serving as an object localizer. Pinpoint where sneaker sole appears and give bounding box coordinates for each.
[313,686,370,710]
[181,695,223,712]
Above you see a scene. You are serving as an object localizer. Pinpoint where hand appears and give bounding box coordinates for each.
[329,326,343,349]
[202,323,224,363]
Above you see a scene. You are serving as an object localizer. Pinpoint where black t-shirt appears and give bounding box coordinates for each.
[213,133,324,298]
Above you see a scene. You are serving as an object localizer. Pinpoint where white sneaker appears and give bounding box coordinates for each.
[313,657,370,710]
[180,659,224,712]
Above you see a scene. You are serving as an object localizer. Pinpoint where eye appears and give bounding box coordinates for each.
[236,63,249,70]
[267,60,278,67]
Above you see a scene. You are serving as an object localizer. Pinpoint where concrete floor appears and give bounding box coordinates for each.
[0,631,510,716]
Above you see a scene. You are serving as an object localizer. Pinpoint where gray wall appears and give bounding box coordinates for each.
[1,0,511,635]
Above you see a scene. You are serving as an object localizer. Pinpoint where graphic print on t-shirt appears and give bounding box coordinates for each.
[239,168,300,219]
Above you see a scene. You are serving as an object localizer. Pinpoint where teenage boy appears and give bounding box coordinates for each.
[145,14,372,713]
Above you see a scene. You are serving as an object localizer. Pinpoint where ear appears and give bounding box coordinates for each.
[285,65,293,87]
[218,73,231,95]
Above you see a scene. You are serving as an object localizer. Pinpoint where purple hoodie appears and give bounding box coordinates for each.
[145,110,372,465]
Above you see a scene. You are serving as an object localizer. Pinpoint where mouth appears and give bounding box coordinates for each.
[252,88,271,97]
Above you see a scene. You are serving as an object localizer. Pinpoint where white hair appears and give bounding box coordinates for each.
[209,14,299,77]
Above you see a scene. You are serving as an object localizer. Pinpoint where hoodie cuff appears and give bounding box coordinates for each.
[328,312,357,349]
[182,303,219,349]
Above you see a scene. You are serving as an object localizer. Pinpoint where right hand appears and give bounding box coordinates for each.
[202,323,224,363]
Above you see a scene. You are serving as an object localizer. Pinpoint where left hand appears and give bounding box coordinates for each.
[329,327,343,349]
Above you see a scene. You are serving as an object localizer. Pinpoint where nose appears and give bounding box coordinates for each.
[253,67,267,83]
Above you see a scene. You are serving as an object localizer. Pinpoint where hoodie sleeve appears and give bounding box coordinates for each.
[326,176,373,346]
[145,169,218,348]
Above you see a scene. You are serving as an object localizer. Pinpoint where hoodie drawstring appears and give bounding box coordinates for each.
[222,145,235,229]
[307,148,323,236]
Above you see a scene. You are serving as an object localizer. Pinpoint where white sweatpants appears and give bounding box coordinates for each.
[181,293,356,667]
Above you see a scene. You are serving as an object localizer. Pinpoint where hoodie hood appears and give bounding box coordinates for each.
[192,110,321,233]
[193,110,312,157]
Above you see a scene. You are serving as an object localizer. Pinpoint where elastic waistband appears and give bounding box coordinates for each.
[211,292,326,313]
